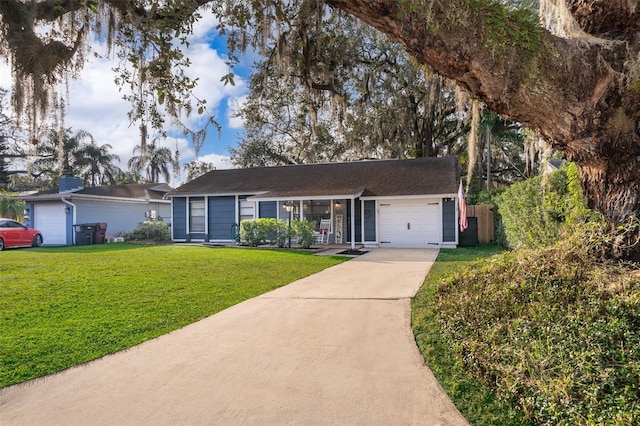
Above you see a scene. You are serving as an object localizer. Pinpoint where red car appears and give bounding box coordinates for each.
[0,219,43,251]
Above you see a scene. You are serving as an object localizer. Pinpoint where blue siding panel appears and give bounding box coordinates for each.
[346,198,362,242]
[363,200,376,242]
[209,196,236,240]
[173,197,187,239]
[442,198,456,242]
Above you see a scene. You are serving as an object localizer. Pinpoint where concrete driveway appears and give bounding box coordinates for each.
[1,248,469,426]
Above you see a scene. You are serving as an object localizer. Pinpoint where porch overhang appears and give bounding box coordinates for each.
[248,190,363,203]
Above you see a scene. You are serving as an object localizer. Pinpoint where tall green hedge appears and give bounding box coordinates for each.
[497,163,598,250]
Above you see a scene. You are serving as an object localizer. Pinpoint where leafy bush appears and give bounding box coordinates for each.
[125,221,171,241]
[466,187,505,206]
[292,220,316,249]
[435,240,640,425]
[239,218,316,248]
[497,170,565,250]
[497,163,599,250]
[240,219,269,246]
[239,218,288,247]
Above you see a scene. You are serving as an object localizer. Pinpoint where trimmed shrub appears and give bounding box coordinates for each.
[240,219,270,246]
[292,220,316,249]
[239,218,316,248]
[239,218,288,247]
[125,221,170,241]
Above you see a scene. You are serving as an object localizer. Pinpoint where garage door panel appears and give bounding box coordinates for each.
[34,203,67,245]
[379,199,440,248]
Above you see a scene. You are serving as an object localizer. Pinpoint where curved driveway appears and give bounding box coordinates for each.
[1,248,468,426]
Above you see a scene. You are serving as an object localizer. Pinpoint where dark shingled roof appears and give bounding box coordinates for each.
[168,157,458,198]
[19,183,173,201]
[75,183,173,200]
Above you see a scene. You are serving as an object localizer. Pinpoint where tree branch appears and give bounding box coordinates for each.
[324,0,634,156]
[565,0,640,39]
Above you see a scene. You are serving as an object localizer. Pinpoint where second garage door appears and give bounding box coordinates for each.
[378,199,441,248]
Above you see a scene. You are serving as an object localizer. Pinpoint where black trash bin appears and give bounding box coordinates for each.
[93,223,107,244]
[459,217,479,247]
[74,224,95,245]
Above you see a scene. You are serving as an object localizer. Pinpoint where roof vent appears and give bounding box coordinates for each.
[59,175,84,193]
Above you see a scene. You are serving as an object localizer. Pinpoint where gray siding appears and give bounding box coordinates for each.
[208,196,236,240]
[259,201,278,218]
[173,197,187,239]
[442,198,456,242]
[75,199,167,235]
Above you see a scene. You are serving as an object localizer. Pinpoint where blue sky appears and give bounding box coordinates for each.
[0,10,257,186]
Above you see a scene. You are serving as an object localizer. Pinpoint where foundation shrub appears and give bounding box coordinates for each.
[240,219,316,248]
[292,220,316,249]
[240,218,286,247]
[125,221,170,241]
[435,238,640,425]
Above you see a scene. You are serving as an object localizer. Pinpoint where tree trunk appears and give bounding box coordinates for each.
[325,0,640,259]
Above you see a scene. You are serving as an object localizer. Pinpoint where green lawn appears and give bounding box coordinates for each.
[411,246,532,426]
[0,244,346,387]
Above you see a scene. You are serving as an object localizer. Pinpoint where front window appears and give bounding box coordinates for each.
[302,200,331,229]
[190,200,205,233]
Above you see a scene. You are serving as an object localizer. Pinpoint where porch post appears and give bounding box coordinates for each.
[350,196,356,250]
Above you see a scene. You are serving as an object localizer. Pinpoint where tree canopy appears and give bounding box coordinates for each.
[1,0,639,258]
[230,12,470,167]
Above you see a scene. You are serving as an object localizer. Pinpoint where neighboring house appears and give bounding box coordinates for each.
[167,156,461,249]
[18,176,173,245]
[546,158,567,174]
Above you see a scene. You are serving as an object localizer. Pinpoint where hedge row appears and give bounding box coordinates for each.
[239,218,316,248]
[497,163,601,251]
[125,221,171,241]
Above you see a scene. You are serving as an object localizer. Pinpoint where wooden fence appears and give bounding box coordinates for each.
[466,204,495,244]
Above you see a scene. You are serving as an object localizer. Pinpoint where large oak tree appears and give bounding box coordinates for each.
[324,0,640,259]
[1,0,639,258]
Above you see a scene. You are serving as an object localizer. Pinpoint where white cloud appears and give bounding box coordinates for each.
[227,95,247,129]
[198,152,233,169]
[191,8,222,41]
[0,12,250,186]
[171,152,232,187]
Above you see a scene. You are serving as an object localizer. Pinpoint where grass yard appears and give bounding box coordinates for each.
[411,245,532,426]
[0,243,346,388]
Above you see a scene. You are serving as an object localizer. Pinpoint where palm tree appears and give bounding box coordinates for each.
[30,128,92,185]
[0,190,25,220]
[127,139,174,183]
[30,128,123,188]
[75,142,122,186]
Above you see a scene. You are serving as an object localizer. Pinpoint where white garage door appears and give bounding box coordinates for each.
[378,199,441,248]
[34,203,67,245]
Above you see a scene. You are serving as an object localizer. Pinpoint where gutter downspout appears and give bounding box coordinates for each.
[61,197,77,245]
